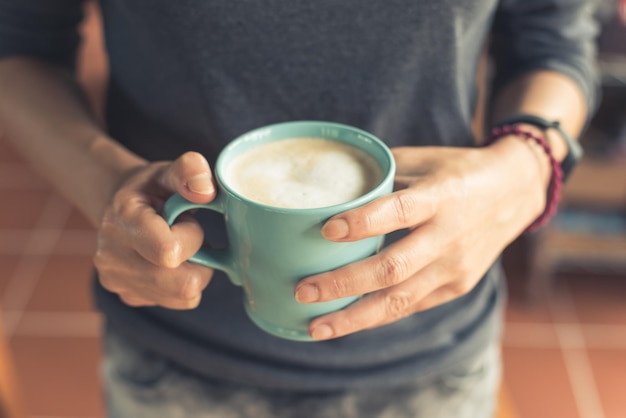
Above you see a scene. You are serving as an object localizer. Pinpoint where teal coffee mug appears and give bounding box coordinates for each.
[163,121,395,341]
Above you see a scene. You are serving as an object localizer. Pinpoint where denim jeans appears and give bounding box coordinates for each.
[103,329,501,418]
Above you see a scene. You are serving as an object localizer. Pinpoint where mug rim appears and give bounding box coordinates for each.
[215,120,396,214]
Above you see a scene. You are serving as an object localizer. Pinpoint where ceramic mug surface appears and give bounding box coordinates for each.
[163,121,395,341]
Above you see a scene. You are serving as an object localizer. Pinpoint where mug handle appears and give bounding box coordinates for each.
[162,193,240,286]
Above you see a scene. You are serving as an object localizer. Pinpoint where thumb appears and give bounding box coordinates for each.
[158,151,216,203]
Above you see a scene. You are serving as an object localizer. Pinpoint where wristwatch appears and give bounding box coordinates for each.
[493,114,583,182]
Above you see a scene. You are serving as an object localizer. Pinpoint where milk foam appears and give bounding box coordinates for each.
[225,138,382,209]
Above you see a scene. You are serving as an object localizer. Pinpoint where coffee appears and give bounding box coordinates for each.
[224,137,383,209]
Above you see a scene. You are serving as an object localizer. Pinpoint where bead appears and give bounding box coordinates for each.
[485,123,563,233]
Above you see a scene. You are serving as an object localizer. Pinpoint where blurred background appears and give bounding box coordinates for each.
[0,1,624,417]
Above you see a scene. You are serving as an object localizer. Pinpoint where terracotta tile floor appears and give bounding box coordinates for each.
[2,2,625,417]
[503,265,626,418]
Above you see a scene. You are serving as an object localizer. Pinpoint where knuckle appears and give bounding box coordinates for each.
[452,279,474,296]
[99,209,117,230]
[92,248,126,293]
[182,296,201,309]
[92,249,105,270]
[97,211,123,242]
[360,211,376,233]
[154,239,183,268]
[376,254,408,288]
[392,193,417,224]
[120,294,149,307]
[384,291,412,319]
[453,256,473,281]
[98,274,121,292]
[170,296,201,310]
[93,248,115,277]
[112,191,138,220]
[447,174,469,200]
[331,277,350,298]
[178,275,203,301]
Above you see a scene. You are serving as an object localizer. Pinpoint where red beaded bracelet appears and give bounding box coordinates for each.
[485,124,564,233]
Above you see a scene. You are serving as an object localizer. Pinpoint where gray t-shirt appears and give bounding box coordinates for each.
[0,0,597,391]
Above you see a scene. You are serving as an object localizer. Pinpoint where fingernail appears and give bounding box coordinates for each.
[295,284,319,303]
[187,173,213,195]
[311,324,334,340]
[321,219,349,240]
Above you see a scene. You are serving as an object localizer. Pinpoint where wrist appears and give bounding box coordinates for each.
[485,125,564,232]
[491,115,583,183]
[86,133,148,225]
[515,123,569,163]
[463,137,545,239]
[488,133,552,195]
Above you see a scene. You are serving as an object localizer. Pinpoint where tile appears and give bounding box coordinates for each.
[14,311,102,338]
[22,230,65,256]
[1,255,49,313]
[503,323,560,348]
[0,164,49,190]
[587,349,626,418]
[54,229,98,255]
[564,273,626,325]
[0,255,20,299]
[498,385,522,418]
[558,347,607,418]
[0,230,31,255]
[52,194,95,230]
[26,255,97,312]
[0,190,51,229]
[10,336,104,417]
[504,269,554,324]
[0,138,24,164]
[503,347,580,418]
[64,208,97,230]
[505,298,555,325]
[35,193,72,229]
[0,229,86,256]
[581,325,626,349]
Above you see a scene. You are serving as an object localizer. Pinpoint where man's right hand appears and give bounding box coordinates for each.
[94,152,216,309]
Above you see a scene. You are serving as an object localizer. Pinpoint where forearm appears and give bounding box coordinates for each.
[0,57,146,227]
[490,69,588,162]
[483,70,590,230]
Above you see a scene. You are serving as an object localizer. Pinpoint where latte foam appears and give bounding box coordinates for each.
[224,138,382,209]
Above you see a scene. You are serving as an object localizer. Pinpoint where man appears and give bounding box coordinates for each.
[0,1,597,416]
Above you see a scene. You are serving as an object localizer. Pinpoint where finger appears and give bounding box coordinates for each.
[119,291,203,310]
[151,262,213,303]
[123,221,213,300]
[126,204,205,268]
[100,241,213,307]
[411,285,464,313]
[149,293,204,310]
[321,188,437,242]
[157,151,216,203]
[119,293,157,307]
[295,224,439,303]
[161,294,203,310]
[307,264,445,340]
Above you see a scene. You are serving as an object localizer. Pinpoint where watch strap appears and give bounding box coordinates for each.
[493,114,583,182]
